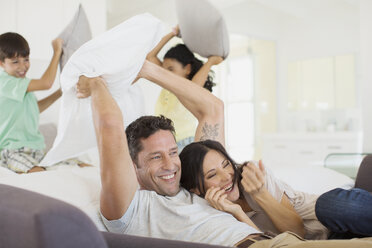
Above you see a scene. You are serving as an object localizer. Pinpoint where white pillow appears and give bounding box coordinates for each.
[58,4,92,70]
[176,0,230,58]
[40,13,166,166]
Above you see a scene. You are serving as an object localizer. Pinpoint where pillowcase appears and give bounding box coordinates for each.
[40,13,166,166]
[175,0,230,59]
[39,123,57,153]
[58,4,92,70]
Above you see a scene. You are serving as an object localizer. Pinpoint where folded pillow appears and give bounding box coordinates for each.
[175,0,230,59]
[40,13,166,166]
[58,4,92,70]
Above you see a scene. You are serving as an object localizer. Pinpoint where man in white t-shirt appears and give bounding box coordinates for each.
[76,60,372,248]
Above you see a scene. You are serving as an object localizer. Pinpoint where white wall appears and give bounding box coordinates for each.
[359,0,372,152]
[276,4,360,132]
[0,0,107,125]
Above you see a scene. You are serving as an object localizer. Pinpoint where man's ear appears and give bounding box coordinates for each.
[132,162,144,189]
[132,162,139,174]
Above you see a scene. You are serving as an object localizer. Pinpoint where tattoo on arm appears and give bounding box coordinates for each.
[200,123,219,141]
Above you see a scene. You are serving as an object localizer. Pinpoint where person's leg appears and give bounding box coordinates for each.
[315,188,372,237]
[250,232,372,248]
[1,148,44,173]
[355,155,372,192]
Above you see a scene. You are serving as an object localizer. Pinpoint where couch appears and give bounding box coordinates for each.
[0,184,228,248]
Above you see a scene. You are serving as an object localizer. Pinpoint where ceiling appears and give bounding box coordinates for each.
[106,0,360,28]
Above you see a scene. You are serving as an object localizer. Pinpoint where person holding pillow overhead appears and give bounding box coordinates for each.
[146,26,223,151]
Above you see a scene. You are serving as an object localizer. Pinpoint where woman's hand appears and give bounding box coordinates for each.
[205,187,243,216]
[172,25,180,37]
[207,56,223,66]
[240,160,266,196]
[205,186,259,230]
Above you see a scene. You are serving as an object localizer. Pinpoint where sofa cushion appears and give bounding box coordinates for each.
[175,0,229,58]
[102,231,229,248]
[0,184,107,248]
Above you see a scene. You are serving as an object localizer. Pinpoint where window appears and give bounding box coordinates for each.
[219,56,255,162]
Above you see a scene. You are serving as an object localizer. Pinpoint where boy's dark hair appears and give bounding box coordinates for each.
[179,140,240,197]
[125,115,176,165]
[164,44,216,92]
[0,32,30,61]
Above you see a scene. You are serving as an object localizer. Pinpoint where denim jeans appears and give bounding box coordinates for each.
[315,188,372,238]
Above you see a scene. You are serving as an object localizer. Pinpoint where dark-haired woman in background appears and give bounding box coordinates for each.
[146,26,223,151]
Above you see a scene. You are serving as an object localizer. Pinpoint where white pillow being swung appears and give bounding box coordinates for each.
[40,13,166,166]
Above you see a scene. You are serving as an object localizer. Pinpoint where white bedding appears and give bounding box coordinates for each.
[270,165,354,195]
[0,162,355,231]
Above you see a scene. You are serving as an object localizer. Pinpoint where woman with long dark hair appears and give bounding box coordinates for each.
[179,140,333,240]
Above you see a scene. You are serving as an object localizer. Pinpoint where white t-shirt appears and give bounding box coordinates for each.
[101,188,259,247]
[244,166,329,240]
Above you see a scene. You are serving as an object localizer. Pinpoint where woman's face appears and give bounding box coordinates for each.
[201,150,240,202]
[162,58,190,78]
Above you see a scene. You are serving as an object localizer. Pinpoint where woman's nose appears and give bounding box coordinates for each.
[220,170,231,181]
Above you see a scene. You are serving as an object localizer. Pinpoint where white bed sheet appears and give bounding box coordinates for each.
[270,165,355,195]
[0,164,355,231]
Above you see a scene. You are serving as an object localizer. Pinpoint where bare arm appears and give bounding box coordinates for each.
[253,190,305,237]
[146,26,179,66]
[205,187,260,230]
[139,60,225,146]
[191,56,223,87]
[241,161,305,237]
[37,88,62,113]
[77,76,138,220]
[27,38,63,92]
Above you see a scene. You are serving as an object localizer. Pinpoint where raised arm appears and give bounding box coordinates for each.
[139,60,225,146]
[37,88,62,113]
[146,26,179,66]
[77,76,138,220]
[27,38,63,92]
[191,56,223,87]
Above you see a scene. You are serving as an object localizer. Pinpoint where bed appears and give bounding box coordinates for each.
[0,159,355,232]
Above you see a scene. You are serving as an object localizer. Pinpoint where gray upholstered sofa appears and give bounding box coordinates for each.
[0,184,227,248]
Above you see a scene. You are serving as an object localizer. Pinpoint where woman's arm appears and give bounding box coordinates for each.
[241,161,305,237]
[138,60,225,146]
[146,26,179,66]
[191,56,223,87]
[205,187,260,230]
[37,88,62,113]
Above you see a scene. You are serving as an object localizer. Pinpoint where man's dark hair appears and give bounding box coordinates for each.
[125,115,176,165]
[0,32,30,61]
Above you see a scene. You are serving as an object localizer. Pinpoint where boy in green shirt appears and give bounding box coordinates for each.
[0,32,63,173]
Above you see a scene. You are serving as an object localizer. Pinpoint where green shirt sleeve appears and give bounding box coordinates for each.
[0,71,31,102]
